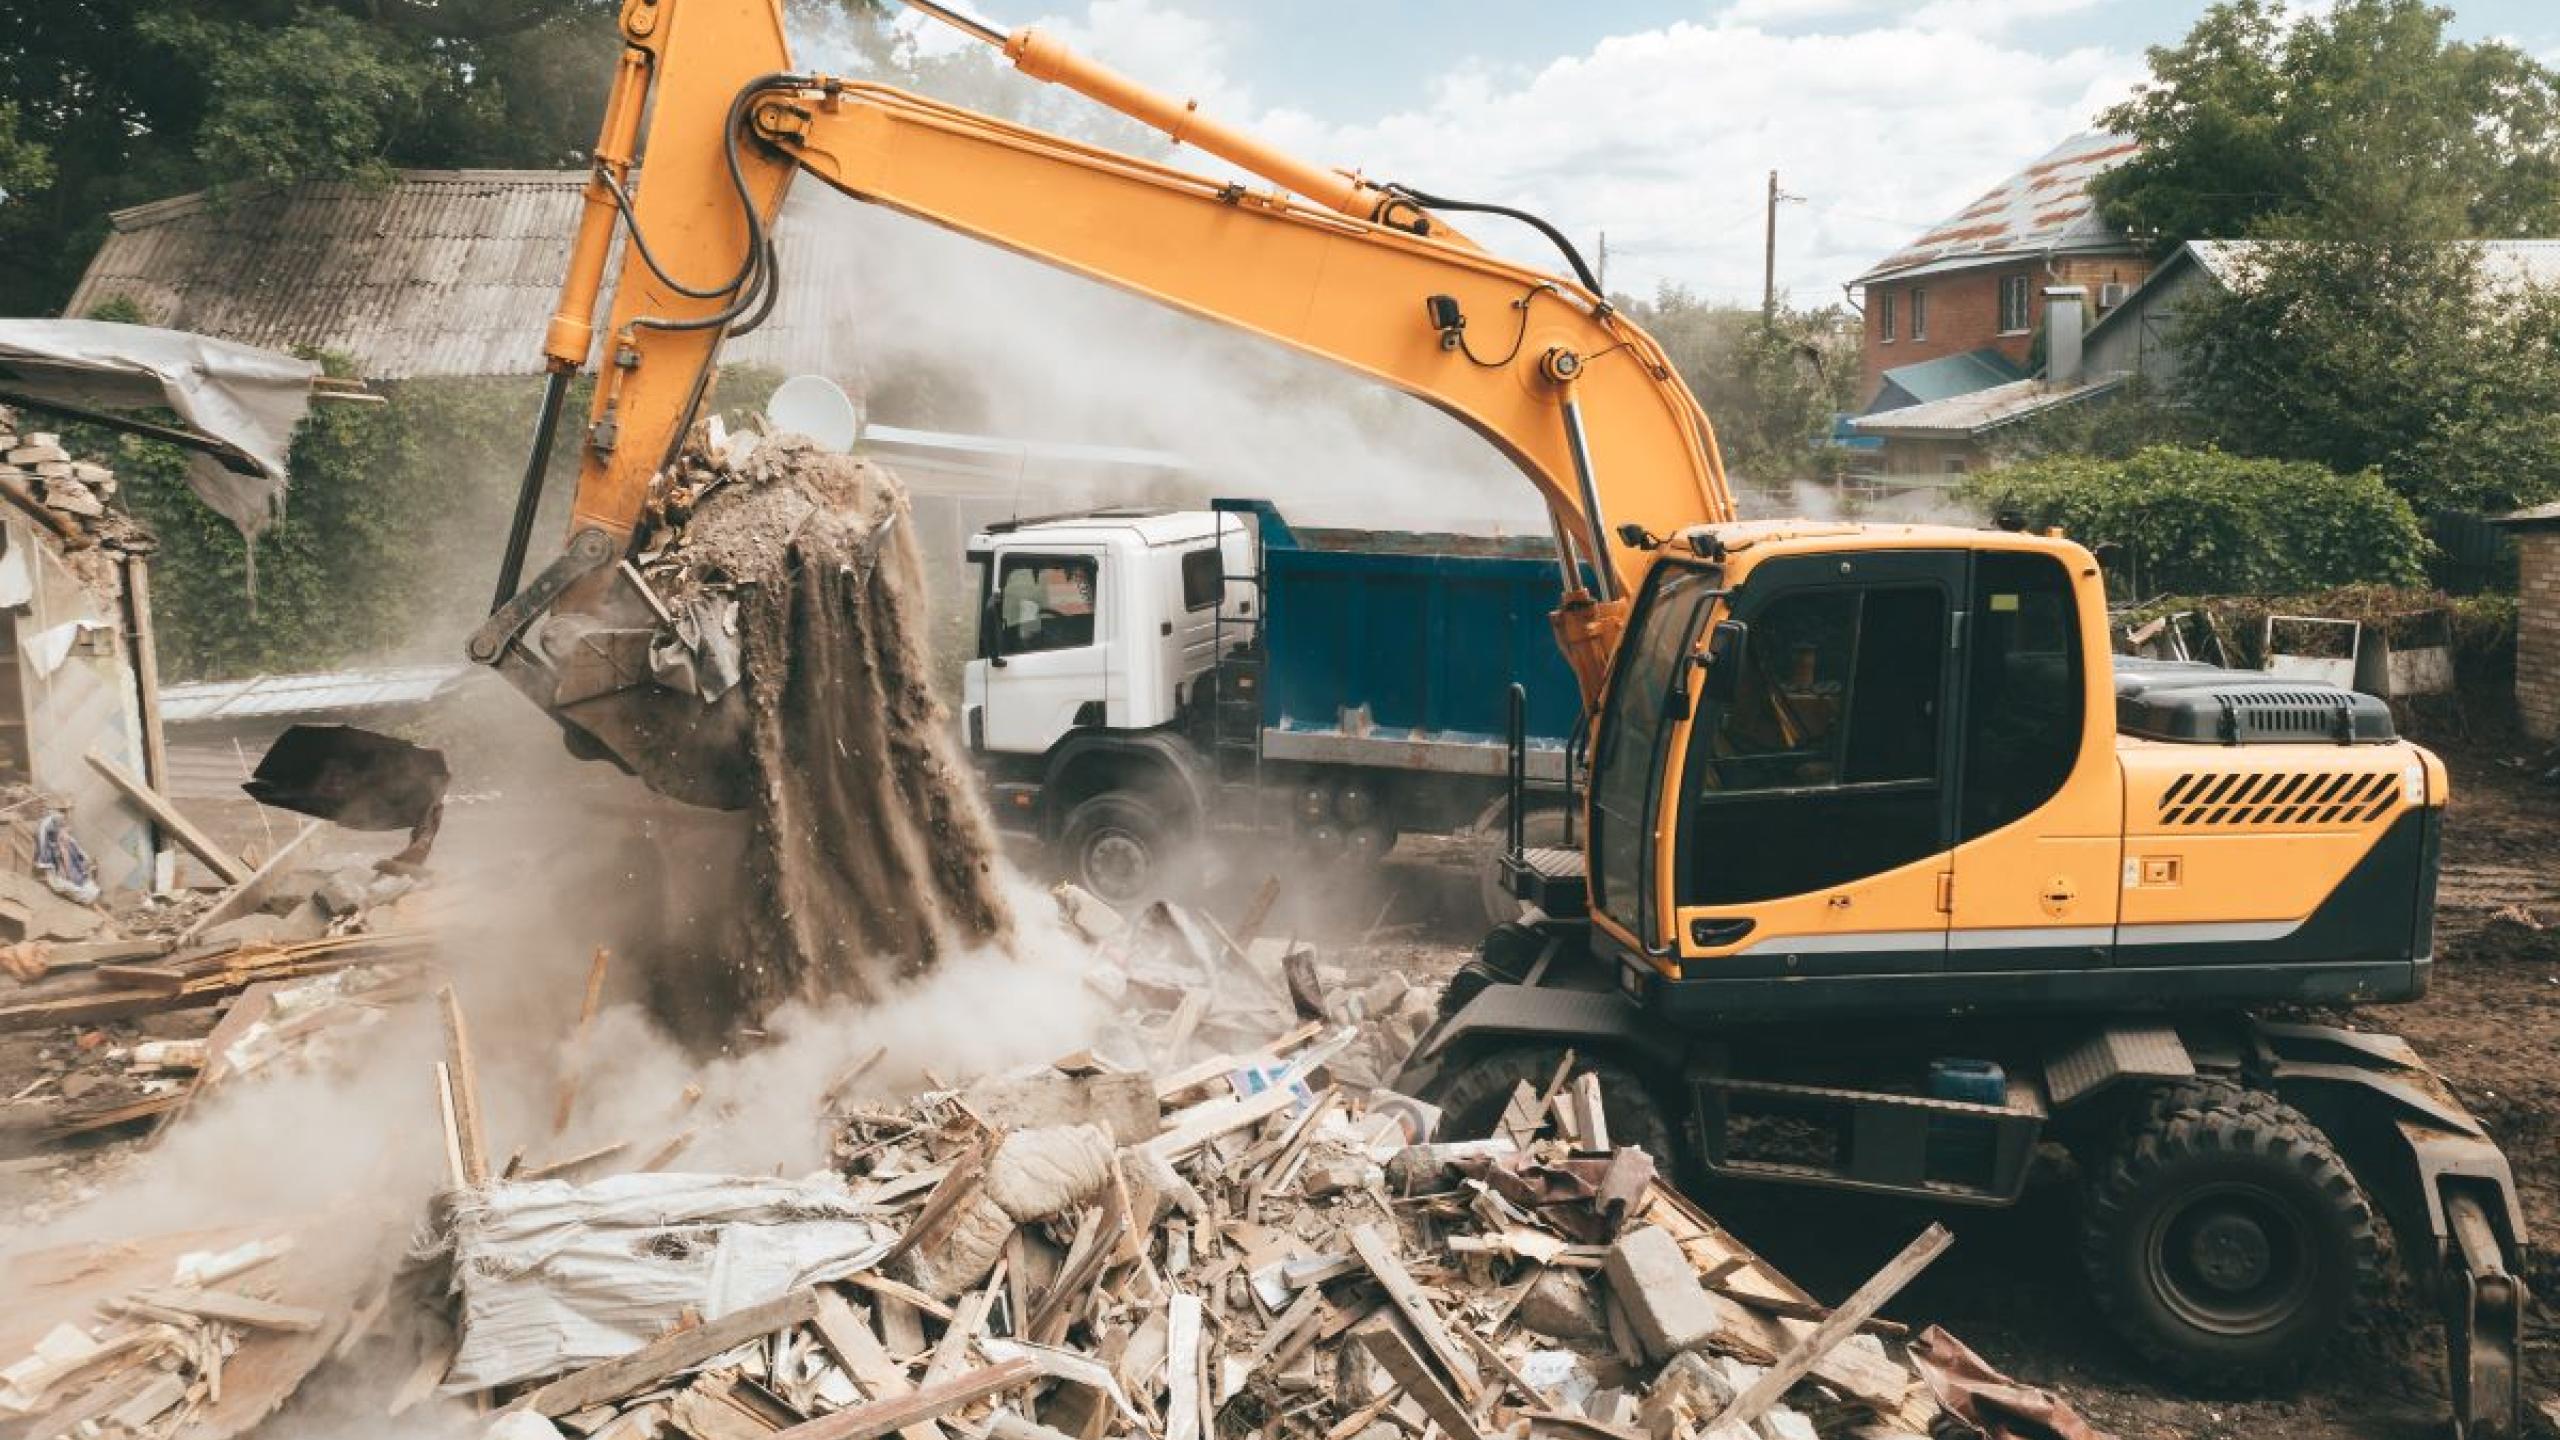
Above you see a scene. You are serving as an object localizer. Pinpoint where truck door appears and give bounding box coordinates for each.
[980,548,1111,755]
[1670,552,1964,975]
[1945,549,2120,968]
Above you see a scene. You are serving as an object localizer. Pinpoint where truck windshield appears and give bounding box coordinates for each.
[1588,564,1720,939]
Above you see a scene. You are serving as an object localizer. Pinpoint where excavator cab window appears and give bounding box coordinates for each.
[1957,551,2082,838]
[1676,553,1962,908]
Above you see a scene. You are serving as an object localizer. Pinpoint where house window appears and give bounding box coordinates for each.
[1909,287,1929,341]
[1998,275,2031,334]
[1876,291,1897,343]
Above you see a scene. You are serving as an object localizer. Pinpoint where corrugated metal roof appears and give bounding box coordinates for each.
[160,662,475,725]
[1868,348,2026,411]
[1854,132,2141,285]
[65,170,863,381]
[1849,374,2125,439]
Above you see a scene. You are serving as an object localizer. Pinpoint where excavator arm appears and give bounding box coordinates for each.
[469,0,1733,796]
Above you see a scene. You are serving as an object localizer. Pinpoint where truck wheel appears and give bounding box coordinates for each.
[1059,793,1168,906]
[2080,1080,2384,1392]
[1476,801,1573,928]
[1426,1043,1679,1167]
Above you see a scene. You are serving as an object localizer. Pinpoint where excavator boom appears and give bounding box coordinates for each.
[469,0,1733,793]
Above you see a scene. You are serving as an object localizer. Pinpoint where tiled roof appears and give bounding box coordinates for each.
[1854,132,2141,285]
[65,171,862,381]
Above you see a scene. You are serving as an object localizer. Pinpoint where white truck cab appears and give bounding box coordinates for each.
[962,507,1251,763]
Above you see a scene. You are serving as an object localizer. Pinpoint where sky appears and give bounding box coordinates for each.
[831,0,2560,305]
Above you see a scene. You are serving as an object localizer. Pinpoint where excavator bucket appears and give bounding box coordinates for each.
[245,724,451,837]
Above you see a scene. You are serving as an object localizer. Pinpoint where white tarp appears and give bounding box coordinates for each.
[424,1172,894,1395]
[0,319,317,537]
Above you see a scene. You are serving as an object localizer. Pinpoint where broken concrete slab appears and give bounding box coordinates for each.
[1604,1225,1726,1363]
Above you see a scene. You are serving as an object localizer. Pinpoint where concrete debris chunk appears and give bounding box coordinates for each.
[1605,1225,1727,1362]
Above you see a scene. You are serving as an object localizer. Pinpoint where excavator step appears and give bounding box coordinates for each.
[1691,1070,2048,1205]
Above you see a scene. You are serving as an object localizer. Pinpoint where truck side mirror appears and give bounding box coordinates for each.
[1702,619,1747,704]
[981,592,1008,666]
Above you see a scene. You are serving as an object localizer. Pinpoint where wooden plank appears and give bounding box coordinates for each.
[768,1357,1039,1440]
[809,1289,944,1440]
[842,1271,958,1324]
[1145,1081,1299,1162]
[555,945,613,1134]
[1162,1293,1203,1440]
[123,557,170,803]
[1570,1073,1609,1153]
[126,1286,325,1333]
[672,1379,785,1440]
[87,748,248,885]
[95,962,190,993]
[178,821,323,944]
[1355,1321,1481,1440]
[434,1063,468,1191]
[1706,1223,1951,1436]
[438,985,492,1186]
[1345,1223,1478,1402]
[529,1289,825,1417]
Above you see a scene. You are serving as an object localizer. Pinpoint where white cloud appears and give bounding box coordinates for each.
[1719,0,1879,25]
[1908,0,2105,36]
[1249,19,2141,300]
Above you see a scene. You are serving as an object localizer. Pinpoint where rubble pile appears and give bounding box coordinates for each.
[363,888,2088,1440]
[0,405,156,591]
[1,886,2099,1440]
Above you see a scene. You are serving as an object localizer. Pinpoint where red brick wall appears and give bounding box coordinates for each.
[2520,531,2559,740]
[1860,251,2152,401]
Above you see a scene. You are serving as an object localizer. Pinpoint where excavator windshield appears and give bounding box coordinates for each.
[1585,562,1721,941]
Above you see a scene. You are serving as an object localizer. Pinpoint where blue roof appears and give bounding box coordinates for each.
[1865,348,2026,413]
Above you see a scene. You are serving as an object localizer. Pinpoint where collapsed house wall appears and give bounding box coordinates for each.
[0,406,165,896]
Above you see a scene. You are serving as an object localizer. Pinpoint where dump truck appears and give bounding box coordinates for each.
[379,0,2527,1428]
[962,499,1581,911]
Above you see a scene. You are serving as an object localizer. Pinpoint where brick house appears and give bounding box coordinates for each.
[1850,132,2153,411]
[2496,501,2560,741]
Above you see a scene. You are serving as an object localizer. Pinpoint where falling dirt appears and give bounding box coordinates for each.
[674,435,1012,1018]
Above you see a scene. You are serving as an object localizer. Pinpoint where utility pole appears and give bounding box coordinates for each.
[1596,230,1609,293]
[1763,171,1802,332]
[1762,170,1779,330]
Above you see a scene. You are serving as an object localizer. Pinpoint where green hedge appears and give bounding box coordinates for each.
[1962,446,2429,597]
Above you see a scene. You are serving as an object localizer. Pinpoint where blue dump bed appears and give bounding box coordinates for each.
[1216,500,1580,757]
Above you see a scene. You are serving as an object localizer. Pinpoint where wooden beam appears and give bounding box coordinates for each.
[122,558,170,802]
[809,1289,944,1440]
[528,1289,825,1417]
[1355,1322,1481,1440]
[554,945,613,1134]
[1706,1223,1951,1436]
[1346,1223,1478,1402]
[768,1358,1039,1440]
[124,1287,324,1333]
[86,748,248,885]
[438,985,492,1187]
[177,821,322,944]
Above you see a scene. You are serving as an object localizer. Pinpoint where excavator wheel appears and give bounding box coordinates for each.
[1429,1043,1680,1168]
[2080,1079,2386,1392]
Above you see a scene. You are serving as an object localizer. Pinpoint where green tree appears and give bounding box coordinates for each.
[0,1,622,316]
[1614,286,1857,492]
[2092,0,2560,248]
[2174,240,2560,514]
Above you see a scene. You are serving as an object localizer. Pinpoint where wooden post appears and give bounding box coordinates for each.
[437,985,492,1186]
[1707,1223,1953,1435]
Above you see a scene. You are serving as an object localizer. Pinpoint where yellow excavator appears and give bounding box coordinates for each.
[437,0,2521,1428]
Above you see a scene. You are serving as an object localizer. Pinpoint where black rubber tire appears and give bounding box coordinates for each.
[2080,1079,2385,1392]
[1426,1043,1680,1168]
[1477,802,1574,928]
[1057,792,1170,906]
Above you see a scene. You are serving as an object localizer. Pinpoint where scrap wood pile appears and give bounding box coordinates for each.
[372,891,2096,1440]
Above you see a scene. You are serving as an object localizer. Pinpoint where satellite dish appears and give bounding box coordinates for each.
[765,374,859,453]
